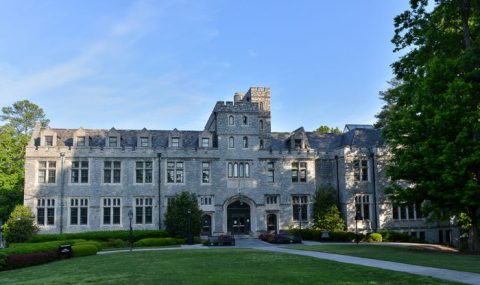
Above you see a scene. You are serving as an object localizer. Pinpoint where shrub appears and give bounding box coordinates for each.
[3,205,39,243]
[133,237,178,247]
[288,229,362,242]
[175,238,187,245]
[72,244,97,257]
[5,250,58,270]
[1,241,68,254]
[365,233,383,243]
[0,253,6,271]
[28,230,168,243]
[75,240,103,251]
[102,238,126,248]
[165,192,202,238]
[379,230,422,243]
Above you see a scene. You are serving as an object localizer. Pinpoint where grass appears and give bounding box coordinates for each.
[0,249,461,284]
[290,244,480,273]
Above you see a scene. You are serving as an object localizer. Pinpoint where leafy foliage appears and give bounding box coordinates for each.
[311,186,345,232]
[164,191,202,238]
[133,237,178,247]
[377,0,480,251]
[3,205,39,244]
[28,230,168,243]
[71,244,97,258]
[1,100,49,135]
[314,125,341,134]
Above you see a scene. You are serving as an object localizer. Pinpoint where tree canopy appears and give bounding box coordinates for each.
[378,0,480,251]
[164,191,202,238]
[314,125,341,134]
[1,100,49,135]
[312,186,345,232]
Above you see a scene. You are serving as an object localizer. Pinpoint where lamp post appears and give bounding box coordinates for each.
[128,209,133,252]
[355,211,363,244]
[298,206,302,230]
[0,219,3,249]
[186,208,193,245]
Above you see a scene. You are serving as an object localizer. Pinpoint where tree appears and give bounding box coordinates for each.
[314,125,341,134]
[3,205,39,244]
[378,0,480,251]
[1,100,49,135]
[312,186,345,232]
[0,125,29,221]
[164,191,202,238]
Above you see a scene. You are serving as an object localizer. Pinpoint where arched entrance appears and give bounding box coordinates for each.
[201,214,212,236]
[267,214,277,233]
[227,201,251,235]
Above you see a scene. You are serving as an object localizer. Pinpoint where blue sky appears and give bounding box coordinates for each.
[0,1,409,132]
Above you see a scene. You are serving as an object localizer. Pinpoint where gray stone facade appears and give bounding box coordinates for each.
[24,87,457,244]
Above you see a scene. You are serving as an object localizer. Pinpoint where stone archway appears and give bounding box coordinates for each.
[227,200,251,235]
[267,213,277,233]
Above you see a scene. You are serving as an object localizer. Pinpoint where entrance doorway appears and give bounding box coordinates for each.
[227,201,250,235]
[267,214,277,233]
[201,215,212,236]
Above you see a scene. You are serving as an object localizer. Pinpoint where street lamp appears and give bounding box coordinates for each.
[0,219,4,249]
[355,211,363,244]
[298,206,302,230]
[186,208,193,245]
[128,209,133,252]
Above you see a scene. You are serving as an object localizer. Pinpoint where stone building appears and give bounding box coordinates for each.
[24,87,456,244]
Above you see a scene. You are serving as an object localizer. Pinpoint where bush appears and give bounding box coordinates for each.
[365,233,383,242]
[133,237,178,247]
[28,230,168,243]
[0,253,6,271]
[5,250,58,270]
[75,240,103,251]
[165,192,203,238]
[102,238,126,248]
[72,244,97,257]
[3,205,39,243]
[380,230,422,243]
[288,229,362,242]
[1,241,69,254]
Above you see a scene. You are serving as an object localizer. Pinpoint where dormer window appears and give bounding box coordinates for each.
[140,137,149,147]
[77,136,86,146]
[228,115,234,125]
[171,137,180,147]
[109,136,118,147]
[294,139,302,149]
[243,116,248,125]
[45,136,53,146]
[202,138,209,148]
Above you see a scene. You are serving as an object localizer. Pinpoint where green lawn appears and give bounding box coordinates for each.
[290,244,480,273]
[0,249,461,284]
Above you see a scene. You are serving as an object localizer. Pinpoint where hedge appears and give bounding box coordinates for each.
[5,250,58,270]
[288,229,364,242]
[72,244,98,257]
[102,238,126,248]
[75,241,103,251]
[0,240,81,255]
[133,237,178,247]
[28,230,168,243]
[379,230,423,243]
[0,253,6,271]
[365,233,383,242]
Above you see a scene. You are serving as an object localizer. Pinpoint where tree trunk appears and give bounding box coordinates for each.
[468,207,480,252]
[460,0,472,49]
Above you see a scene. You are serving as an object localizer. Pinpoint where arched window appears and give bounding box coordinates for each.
[229,137,234,148]
[243,116,248,125]
[260,120,263,130]
[260,102,264,111]
[233,163,238,178]
[229,115,234,125]
[260,139,264,149]
[245,163,250,178]
[228,163,233,178]
[239,163,244,177]
[243,136,248,148]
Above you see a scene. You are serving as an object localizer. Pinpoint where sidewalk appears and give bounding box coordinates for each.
[258,246,480,285]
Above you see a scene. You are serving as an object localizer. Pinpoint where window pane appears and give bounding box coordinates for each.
[104,208,111,224]
[37,208,45,225]
[145,169,152,183]
[113,207,120,224]
[113,169,121,183]
[167,170,174,183]
[145,207,152,224]
[47,208,55,225]
[104,170,112,183]
[80,208,88,224]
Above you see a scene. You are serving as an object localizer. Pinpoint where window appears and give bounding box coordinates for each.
[392,203,422,220]
[292,195,308,221]
[294,139,302,149]
[103,198,121,225]
[265,195,278,205]
[291,162,307,183]
[260,139,264,149]
[202,162,210,183]
[104,161,121,184]
[38,161,56,184]
[71,161,89,183]
[260,120,264,130]
[70,198,88,225]
[136,161,153,183]
[167,161,184,183]
[355,194,371,220]
[201,138,209,148]
[353,159,369,181]
[227,162,250,178]
[45,136,53,146]
[109,136,118,147]
[135,197,153,224]
[228,136,234,148]
[267,162,275,183]
[171,137,180,147]
[228,115,234,125]
[140,137,149,147]
[199,195,213,205]
[77,136,86,146]
[260,102,264,111]
[243,136,248,148]
[37,198,55,226]
[243,116,248,125]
